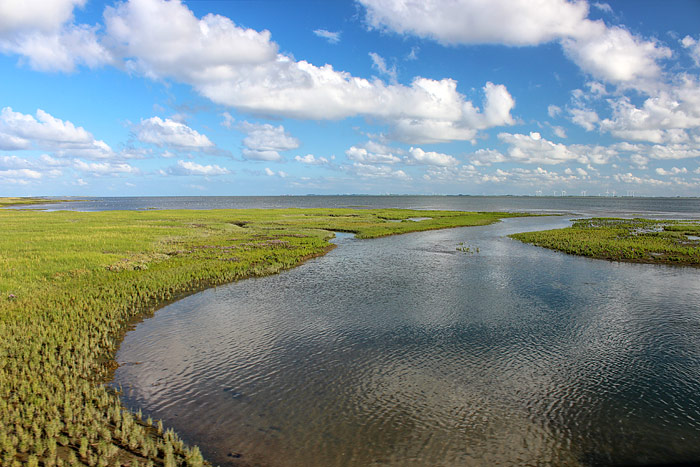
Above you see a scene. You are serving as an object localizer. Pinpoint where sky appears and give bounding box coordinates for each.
[1,0,700,197]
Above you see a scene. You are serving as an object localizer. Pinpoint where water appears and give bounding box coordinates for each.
[11,195,700,219]
[113,213,700,466]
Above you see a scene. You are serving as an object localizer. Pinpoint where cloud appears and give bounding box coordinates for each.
[73,159,139,176]
[592,2,613,14]
[164,160,230,176]
[359,0,587,46]
[644,144,700,161]
[346,162,410,180]
[560,24,671,88]
[313,29,340,44]
[494,132,611,165]
[0,0,520,145]
[0,168,42,184]
[0,155,34,169]
[0,154,66,184]
[0,0,111,72]
[220,111,235,129]
[655,166,687,176]
[552,126,568,138]
[358,0,670,88]
[681,35,700,67]
[468,149,509,166]
[295,154,330,165]
[422,164,479,182]
[345,144,401,164]
[391,82,515,143]
[614,172,669,186]
[0,107,114,158]
[629,154,648,169]
[135,117,214,149]
[569,106,599,131]
[407,147,458,166]
[498,132,581,164]
[101,0,514,143]
[264,167,288,177]
[599,77,700,143]
[0,0,83,34]
[369,52,397,83]
[2,24,111,72]
[239,122,299,161]
[104,0,277,81]
[547,105,562,118]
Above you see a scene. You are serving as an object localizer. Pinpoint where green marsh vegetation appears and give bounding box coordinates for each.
[510,217,700,266]
[0,197,75,208]
[0,206,522,465]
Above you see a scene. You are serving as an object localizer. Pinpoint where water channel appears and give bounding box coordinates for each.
[113,214,700,466]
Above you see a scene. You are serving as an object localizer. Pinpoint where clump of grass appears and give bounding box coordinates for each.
[0,207,522,464]
[510,217,700,266]
[456,242,479,254]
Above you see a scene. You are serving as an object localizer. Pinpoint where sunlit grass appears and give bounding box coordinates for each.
[0,206,523,465]
[0,197,74,208]
[510,217,700,266]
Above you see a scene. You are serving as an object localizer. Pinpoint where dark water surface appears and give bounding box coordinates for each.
[113,214,700,466]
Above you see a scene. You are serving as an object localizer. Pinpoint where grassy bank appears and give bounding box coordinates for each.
[510,217,700,266]
[0,207,523,466]
[0,197,76,208]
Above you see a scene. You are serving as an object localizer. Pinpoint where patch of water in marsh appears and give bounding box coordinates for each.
[113,216,700,466]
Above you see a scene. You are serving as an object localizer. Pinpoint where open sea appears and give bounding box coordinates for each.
[33,196,700,466]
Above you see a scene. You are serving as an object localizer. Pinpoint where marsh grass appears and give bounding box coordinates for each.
[0,197,76,208]
[509,217,700,266]
[0,207,521,465]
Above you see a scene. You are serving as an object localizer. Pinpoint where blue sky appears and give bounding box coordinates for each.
[1,0,699,196]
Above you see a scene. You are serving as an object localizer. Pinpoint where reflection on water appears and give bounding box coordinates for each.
[113,217,700,466]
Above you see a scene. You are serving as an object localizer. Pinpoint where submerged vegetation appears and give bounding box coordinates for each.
[0,206,521,465]
[510,217,700,266]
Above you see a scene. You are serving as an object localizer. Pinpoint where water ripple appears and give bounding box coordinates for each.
[114,217,700,466]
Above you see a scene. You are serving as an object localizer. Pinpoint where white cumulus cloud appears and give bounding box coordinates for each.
[407,147,458,166]
[681,35,700,67]
[359,0,670,88]
[135,117,214,149]
[100,0,514,143]
[599,78,700,143]
[359,0,587,46]
[239,122,299,161]
[164,160,230,176]
[73,159,139,176]
[346,144,401,164]
[0,0,111,72]
[655,166,687,176]
[347,162,410,180]
[0,107,114,158]
[295,154,330,165]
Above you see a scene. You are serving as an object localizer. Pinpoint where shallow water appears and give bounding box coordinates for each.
[113,216,700,466]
